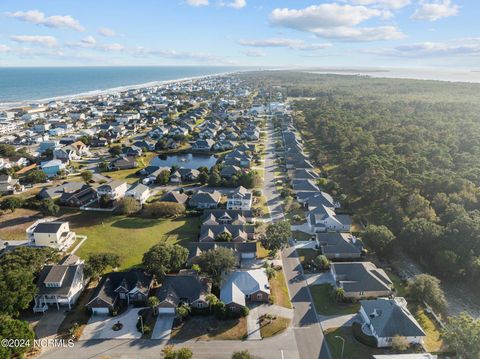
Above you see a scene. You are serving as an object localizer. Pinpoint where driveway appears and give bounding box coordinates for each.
[81,307,145,340]
[34,310,67,339]
[151,314,174,340]
[305,271,334,286]
[246,308,262,340]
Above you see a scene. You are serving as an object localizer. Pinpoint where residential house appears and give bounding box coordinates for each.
[373,355,437,359]
[160,191,189,205]
[26,220,76,251]
[108,156,138,170]
[331,262,393,299]
[199,225,252,242]
[189,190,222,209]
[40,159,66,177]
[227,186,253,210]
[38,181,86,200]
[220,165,241,179]
[0,174,24,195]
[86,269,153,315]
[307,205,351,233]
[191,139,215,152]
[155,271,211,314]
[220,269,270,311]
[97,180,128,201]
[33,255,85,312]
[359,297,426,348]
[125,183,151,204]
[317,232,363,260]
[60,185,97,207]
[122,145,142,157]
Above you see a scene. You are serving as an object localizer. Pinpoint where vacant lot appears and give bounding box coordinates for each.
[67,211,200,269]
[170,316,247,340]
[0,208,42,241]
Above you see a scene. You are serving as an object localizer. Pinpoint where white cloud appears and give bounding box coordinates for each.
[81,36,97,45]
[238,38,332,50]
[66,37,124,52]
[0,44,10,53]
[269,3,405,42]
[270,4,382,31]
[186,0,209,6]
[314,26,405,41]
[7,10,85,31]
[242,49,267,57]
[411,0,459,21]
[343,0,410,10]
[10,35,58,47]
[220,0,246,9]
[369,38,480,57]
[98,27,117,37]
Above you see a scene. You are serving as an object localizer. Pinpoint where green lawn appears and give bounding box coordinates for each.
[325,327,382,359]
[270,269,292,309]
[310,284,360,316]
[260,317,290,338]
[65,211,200,269]
[385,269,408,297]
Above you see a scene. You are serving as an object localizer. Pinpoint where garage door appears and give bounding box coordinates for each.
[158,307,175,314]
[92,307,109,315]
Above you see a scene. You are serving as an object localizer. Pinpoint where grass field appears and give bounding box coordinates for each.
[270,269,292,309]
[260,317,290,338]
[409,303,445,353]
[310,284,360,316]
[170,316,247,341]
[65,211,200,269]
[0,208,42,241]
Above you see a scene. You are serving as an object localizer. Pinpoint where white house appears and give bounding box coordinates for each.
[307,205,351,233]
[359,297,426,348]
[125,183,151,204]
[97,180,128,201]
[227,186,253,211]
[26,220,76,251]
[33,255,85,312]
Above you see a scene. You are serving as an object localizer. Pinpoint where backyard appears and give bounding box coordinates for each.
[65,211,200,269]
[310,284,360,316]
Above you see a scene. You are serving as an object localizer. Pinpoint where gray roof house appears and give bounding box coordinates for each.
[359,297,426,348]
[317,232,363,259]
[189,190,222,209]
[155,272,211,313]
[220,269,270,311]
[331,262,393,299]
[307,205,351,233]
[161,191,189,204]
[292,179,320,193]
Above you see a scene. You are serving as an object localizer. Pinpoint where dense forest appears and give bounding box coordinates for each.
[245,71,480,284]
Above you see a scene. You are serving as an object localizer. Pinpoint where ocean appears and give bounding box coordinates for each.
[0,66,243,107]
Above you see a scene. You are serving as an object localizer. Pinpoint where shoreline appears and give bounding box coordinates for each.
[0,69,240,111]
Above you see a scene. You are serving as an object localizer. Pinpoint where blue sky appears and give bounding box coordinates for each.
[0,0,478,68]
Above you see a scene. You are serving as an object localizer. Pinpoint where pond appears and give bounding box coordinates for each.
[150,153,218,169]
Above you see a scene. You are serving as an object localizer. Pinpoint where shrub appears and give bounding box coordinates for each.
[117,197,141,215]
[232,351,253,359]
[143,202,185,218]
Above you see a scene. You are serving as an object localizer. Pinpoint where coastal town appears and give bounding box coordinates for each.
[0,73,452,359]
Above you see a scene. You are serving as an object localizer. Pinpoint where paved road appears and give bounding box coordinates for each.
[264,125,285,222]
[38,330,300,359]
[282,246,332,359]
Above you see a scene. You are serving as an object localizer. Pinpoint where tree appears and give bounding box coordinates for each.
[261,221,291,256]
[264,267,276,279]
[232,351,253,359]
[362,224,395,255]
[0,268,36,317]
[197,247,237,286]
[408,274,447,313]
[442,313,480,359]
[162,346,193,359]
[176,305,190,322]
[84,252,120,279]
[0,196,25,212]
[208,171,221,187]
[391,335,409,351]
[331,287,345,303]
[25,169,47,183]
[99,194,111,208]
[148,296,160,316]
[313,255,330,270]
[80,170,93,183]
[39,198,60,216]
[216,231,232,242]
[142,243,188,279]
[156,169,171,185]
[198,171,209,184]
[118,197,141,215]
[143,202,185,218]
[109,145,122,156]
[0,315,35,359]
